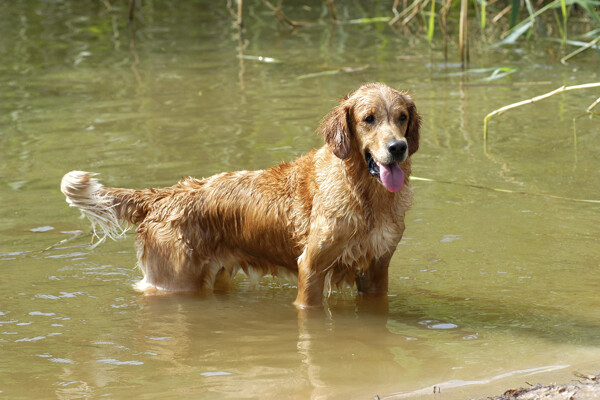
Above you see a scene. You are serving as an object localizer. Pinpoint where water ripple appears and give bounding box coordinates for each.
[98,358,144,366]
[200,372,232,377]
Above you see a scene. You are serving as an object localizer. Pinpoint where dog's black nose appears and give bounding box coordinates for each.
[386,140,407,159]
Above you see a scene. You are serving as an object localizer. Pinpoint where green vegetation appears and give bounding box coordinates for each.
[218,0,600,65]
[483,82,600,142]
[218,1,600,136]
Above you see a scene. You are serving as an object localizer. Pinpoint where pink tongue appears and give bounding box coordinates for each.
[376,162,404,192]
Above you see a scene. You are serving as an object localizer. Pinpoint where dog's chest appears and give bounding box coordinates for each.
[366,211,404,256]
[369,216,403,251]
[338,207,404,269]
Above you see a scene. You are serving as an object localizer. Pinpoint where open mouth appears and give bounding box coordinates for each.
[365,151,380,178]
[365,151,405,193]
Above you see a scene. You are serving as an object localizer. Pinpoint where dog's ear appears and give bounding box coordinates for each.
[320,102,352,159]
[404,96,421,156]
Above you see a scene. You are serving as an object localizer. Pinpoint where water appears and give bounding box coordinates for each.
[1,1,600,399]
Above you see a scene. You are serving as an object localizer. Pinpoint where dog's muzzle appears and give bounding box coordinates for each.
[365,150,405,193]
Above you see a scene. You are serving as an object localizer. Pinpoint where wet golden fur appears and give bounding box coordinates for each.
[61,82,421,308]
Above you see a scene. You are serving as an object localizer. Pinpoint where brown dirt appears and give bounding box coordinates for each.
[481,372,600,400]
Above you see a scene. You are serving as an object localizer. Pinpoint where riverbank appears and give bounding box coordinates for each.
[482,372,600,399]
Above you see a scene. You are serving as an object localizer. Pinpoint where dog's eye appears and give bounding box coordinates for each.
[363,115,375,124]
[399,113,407,123]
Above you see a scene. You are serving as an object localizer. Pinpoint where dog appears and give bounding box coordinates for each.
[61,82,421,308]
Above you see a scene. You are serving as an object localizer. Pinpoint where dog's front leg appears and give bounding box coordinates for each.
[294,231,344,309]
[294,256,325,309]
[355,252,394,295]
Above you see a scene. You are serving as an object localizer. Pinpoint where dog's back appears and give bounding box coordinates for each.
[61,152,320,291]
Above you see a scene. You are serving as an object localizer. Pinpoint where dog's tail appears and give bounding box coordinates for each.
[61,171,151,244]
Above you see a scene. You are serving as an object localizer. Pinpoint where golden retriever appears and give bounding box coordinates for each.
[61,82,421,308]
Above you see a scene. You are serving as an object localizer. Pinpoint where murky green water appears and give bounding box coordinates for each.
[1,1,599,399]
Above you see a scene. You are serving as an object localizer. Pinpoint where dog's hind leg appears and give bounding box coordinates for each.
[133,221,216,293]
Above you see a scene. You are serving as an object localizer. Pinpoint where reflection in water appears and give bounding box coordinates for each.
[1,1,600,399]
[110,293,412,399]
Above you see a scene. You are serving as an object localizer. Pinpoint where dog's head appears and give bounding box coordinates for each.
[319,82,421,193]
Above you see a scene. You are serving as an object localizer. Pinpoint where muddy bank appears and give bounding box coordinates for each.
[481,372,600,399]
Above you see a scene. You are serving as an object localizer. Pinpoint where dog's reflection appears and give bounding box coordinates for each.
[296,295,400,399]
[132,291,408,399]
[53,288,424,399]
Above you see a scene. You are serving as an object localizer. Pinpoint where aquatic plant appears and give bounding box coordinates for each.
[216,0,600,65]
[483,82,600,140]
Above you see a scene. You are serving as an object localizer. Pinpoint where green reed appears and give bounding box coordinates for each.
[221,1,599,64]
[392,0,600,64]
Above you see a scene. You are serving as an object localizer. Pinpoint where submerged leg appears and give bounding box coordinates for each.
[355,253,393,295]
[294,228,347,308]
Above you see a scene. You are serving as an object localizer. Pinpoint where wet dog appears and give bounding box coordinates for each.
[61,82,421,308]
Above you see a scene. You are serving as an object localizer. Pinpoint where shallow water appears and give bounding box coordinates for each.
[1,1,600,399]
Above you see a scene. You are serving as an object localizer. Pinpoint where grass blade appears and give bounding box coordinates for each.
[484,82,600,142]
[559,0,568,42]
[547,37,600,49]
[524,0,546,36]
[509,0,520,28]
[575,0,600,26]
[460,0,469,65]
[500,0,571,45]
[560,36,600,63]
[481,0,487,29]
[553,9,567,42]
[349,16,392,24]
[428,0,436,43]
[483,67,516,81]
[498,20,533,44]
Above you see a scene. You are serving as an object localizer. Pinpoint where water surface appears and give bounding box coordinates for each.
[1,1,600,399]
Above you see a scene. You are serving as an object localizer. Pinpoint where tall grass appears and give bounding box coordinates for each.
[222,0,600,64]
[390,0,600,64]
